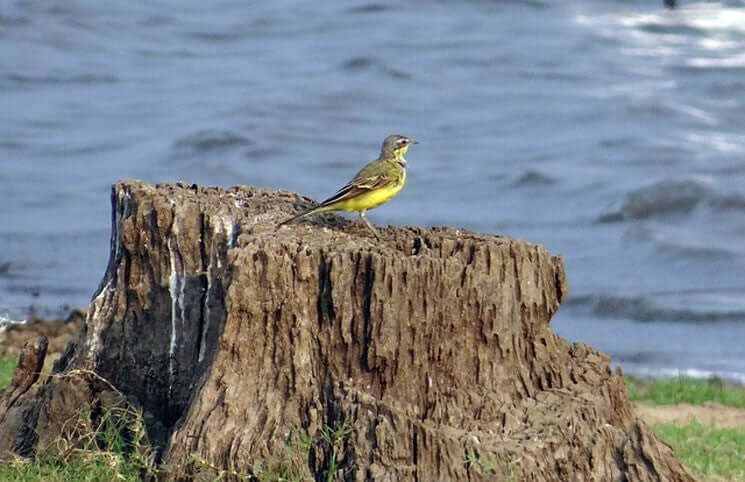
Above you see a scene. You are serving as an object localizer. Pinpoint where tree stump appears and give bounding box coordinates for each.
[0,180,693,481]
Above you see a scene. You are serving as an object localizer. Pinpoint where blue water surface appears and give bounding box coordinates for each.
[2,0,745,380]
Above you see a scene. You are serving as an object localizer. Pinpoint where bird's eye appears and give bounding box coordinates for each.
[398,138,408,145]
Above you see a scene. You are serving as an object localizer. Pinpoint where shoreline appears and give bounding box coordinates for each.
[3,309,745,386]
[3,318,745,432]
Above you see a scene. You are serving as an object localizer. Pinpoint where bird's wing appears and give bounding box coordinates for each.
[318,173,392,208]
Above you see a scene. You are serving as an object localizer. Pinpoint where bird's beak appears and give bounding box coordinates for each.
[409,139,419,144]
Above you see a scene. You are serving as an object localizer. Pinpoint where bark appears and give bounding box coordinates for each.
[0,336,48,457]
[0,180,694,481]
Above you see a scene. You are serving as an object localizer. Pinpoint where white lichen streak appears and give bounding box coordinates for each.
[87,187,131,364]
[198,265,211,365]
[223,214,236,249]
[197,213,235,362]
[168,219,185,394]
[86,278,113,362]
[111,187,130,266]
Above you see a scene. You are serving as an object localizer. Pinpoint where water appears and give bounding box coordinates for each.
[2,0,744,381]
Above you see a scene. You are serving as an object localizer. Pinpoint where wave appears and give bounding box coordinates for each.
[0,14,30,28]
[340,56,412,80]
[510,169,557,187]
[617,3,745,36]
[575,2,745,78]
[4,72,118,86]
[598,178,745,222]
[173,130,252,153]
[654,242,737,262]
[708,193,745,212]
[346,3,398,14]
[184,30,249,43]
[567,293,745,323]
[597,179,710,222]
[621,225,739,261]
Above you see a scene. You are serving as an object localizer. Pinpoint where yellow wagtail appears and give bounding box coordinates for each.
[279,134,417,239]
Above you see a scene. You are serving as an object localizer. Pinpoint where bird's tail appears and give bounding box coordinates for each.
[277,204,323,228]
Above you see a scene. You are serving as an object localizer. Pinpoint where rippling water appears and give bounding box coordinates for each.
[2,0,744,381]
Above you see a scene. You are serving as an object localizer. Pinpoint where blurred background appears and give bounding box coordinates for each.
[1,0,744,381]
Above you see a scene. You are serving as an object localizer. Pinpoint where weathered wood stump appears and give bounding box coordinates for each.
[0,180,693,481]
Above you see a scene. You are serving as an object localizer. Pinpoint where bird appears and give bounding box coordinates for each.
[278,134,417,239]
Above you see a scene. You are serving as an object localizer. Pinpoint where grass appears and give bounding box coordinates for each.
[187,421,350,481]
[626,376,745,481]
[626,375,745,408]
[3,358,745,481]
[320,420,351,482]
[0,363,157,481]
[1,357,350,482]
[464,448,514,479]
[655,421,745,482]
[0,405,156,482]
[0,356,16,391]
[254,431,314,482]
[188,430,314,482]
[0,454,146,482]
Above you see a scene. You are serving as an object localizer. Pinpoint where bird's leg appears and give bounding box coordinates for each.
[359,210,381,240]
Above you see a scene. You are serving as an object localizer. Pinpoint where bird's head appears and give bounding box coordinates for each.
[381,134,417,159]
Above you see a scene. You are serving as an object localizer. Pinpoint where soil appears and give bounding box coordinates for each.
[635,402,745,429]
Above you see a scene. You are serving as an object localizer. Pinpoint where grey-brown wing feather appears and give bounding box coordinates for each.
[278,159,399,227]
[318,174,391,207]
[277,174,390,227]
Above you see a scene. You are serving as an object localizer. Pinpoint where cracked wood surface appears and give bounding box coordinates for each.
[0,180,693,481]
